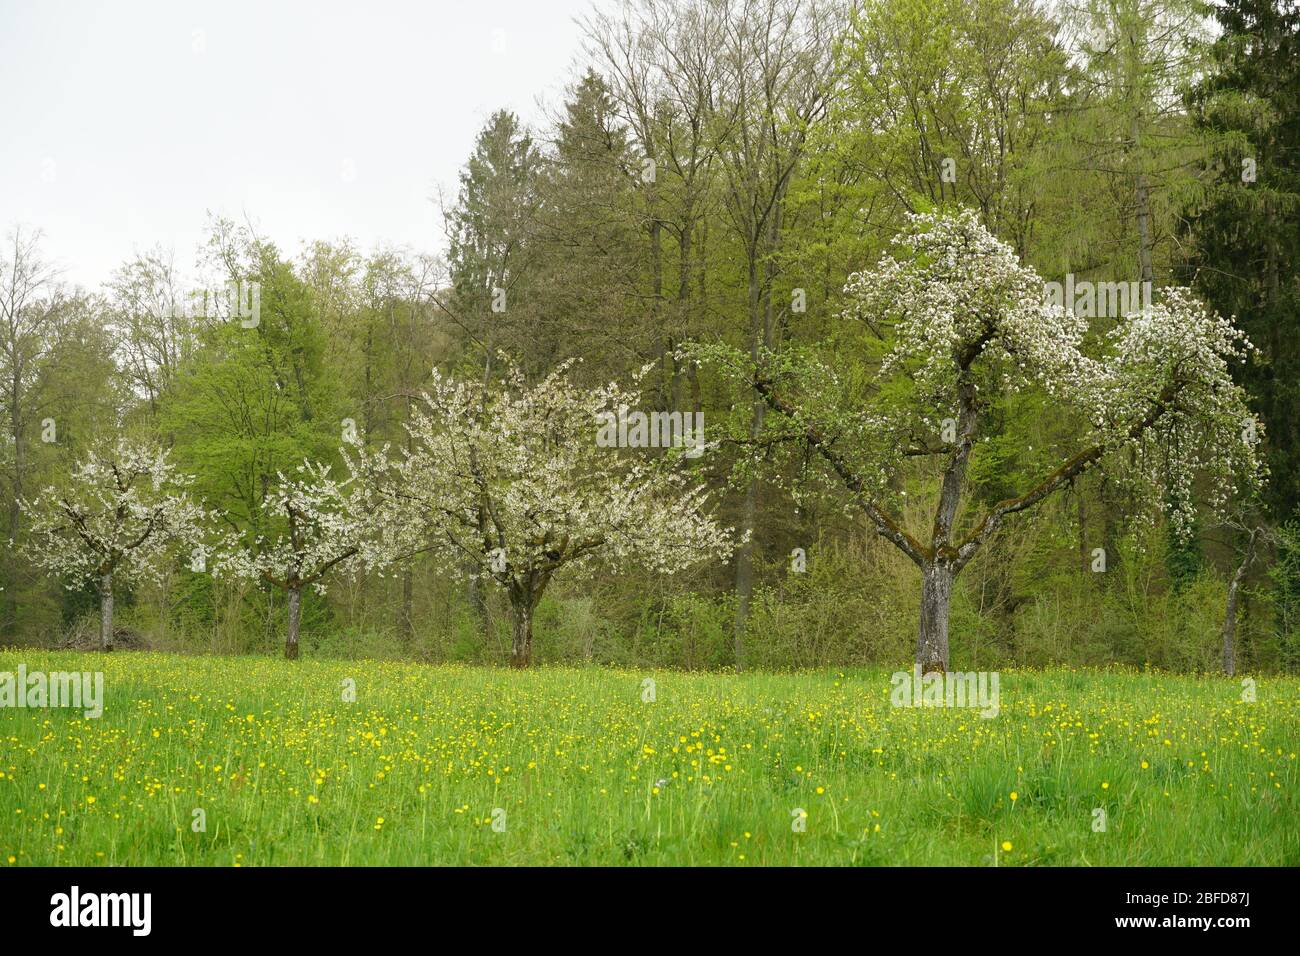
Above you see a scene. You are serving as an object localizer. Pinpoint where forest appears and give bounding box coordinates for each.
[3,0,1298,677]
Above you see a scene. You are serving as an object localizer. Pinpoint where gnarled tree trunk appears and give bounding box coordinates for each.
[468,572,488,630]
[285,585,302,660]
[400,567,414,647]
[917,561,953,674]
[510,596,533,668]
[99,571,114,651]
[1222,529,1261,677]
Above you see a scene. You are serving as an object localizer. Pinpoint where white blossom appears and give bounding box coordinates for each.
[378,358,735,654]
[211,456,394,595]
[22,438,209,589]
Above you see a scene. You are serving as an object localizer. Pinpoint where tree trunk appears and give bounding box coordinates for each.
[732,444,759,671]
[1135,171,1154,287]
[1100,473,1120,584]
[467,573,485,618]
[285,585,301,660]
[732,250,767,670]
[6,388,23,638]
[510,597,533,668]
[1131,114,1154,288]
[99,571,114,652]
[917,562,954,674]
[1222,529,1260,677]
[1078,488,1090,576]
[400,567,414,646]
[670,223,694,409]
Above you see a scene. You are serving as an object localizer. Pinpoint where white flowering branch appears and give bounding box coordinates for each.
[21,438,209,650]
[694,208,1262,672]
[381,358,736,666]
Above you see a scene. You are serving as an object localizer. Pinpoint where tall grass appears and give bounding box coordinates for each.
[1,651,1294,865]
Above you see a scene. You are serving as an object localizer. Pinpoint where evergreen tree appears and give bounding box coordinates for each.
[444,110,544,376]
[1180,0,1300,519]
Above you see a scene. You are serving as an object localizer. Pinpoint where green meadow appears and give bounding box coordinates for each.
[0,650,1295,866]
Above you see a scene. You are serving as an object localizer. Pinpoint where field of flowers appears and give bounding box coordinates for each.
[0,650,1295,866]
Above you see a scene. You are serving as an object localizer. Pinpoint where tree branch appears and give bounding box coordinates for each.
[752,375,926,567]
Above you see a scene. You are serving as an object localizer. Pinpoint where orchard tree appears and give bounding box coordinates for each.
[697,209,1261,673]
[213,455,396,660]
[386,359,735,667]
[21,438,208,650]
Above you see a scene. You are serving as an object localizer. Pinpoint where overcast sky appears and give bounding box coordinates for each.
[0,0,597,289]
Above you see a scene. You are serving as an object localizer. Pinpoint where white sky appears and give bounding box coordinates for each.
[0,0,597,289]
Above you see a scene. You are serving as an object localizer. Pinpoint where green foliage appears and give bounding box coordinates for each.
[161,238,344,546]
[6,0,1297,677]
[1269,518,1300,670]
[1180,0,1300,519]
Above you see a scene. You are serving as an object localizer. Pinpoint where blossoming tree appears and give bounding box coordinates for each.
[386,360,735,667]
[21,438,209,650]
[213,457,398,659]
[697,209,1261,673]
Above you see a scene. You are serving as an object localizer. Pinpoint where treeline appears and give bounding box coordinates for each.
[2,0,1297,671]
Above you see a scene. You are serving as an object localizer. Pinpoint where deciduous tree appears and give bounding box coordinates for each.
[213,455,396,659]
[21,438,208,650]
[389,359,735,666]
[697,209,1260,671]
